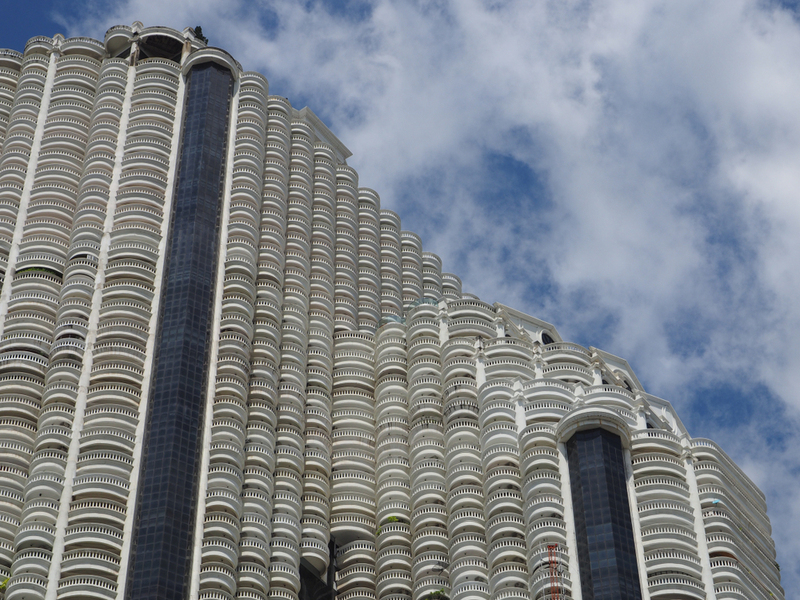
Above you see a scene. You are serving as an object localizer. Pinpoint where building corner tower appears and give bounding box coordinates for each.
[0,22,785,600]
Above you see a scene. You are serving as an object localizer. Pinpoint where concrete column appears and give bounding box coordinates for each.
[622,447,652,600]
[556,442,583,600]
[684,449,718,600]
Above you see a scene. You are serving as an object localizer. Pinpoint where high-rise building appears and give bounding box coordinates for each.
[0,22,783,600]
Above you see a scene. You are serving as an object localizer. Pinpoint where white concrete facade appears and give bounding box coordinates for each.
[0,23,784,600]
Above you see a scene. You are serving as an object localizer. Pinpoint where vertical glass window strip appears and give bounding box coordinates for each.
[567,428,642,600]
[127,62,234,600]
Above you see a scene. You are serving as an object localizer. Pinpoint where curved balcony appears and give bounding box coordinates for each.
[582,383,635,407]
[275,446,304,474]
[270,510,302,545]
[236,532,268,565]
[485,509,525,541]
[520,446,559,476]
[631,429,683,456]
[523,494,564,525]
[330,470,375,499]
[647,575,705,599]
[479,399,516,429]
[407,355,440,381]
[267,588,299,600]
[204,512,240,543]
[521,398,570,423]
[407,317,438,341]
[330,492,375,518]
[640,525,697,553]
[450,580,489,600]
[489,562,529,594]
[330,448,375,474]
[269,537,300,569]
[714,583,750,600]
[240,510,272,542]
[207,463,244,493]
[298,536,329,573]
[410,526,448,557]
[202,536,239,570]
[645,549,703,579]
[632,452,686,478]
[447,298,494,319]
[484,337,533,360]
[244,443,276,477]
[443,482,481,513]
[78,427,136,455]
[63,523,123,553]
[67,498,126,529]
[484,489,524,520]
[330,513,375,545]
[268,560,301,593]
[206,488,243,518]
[237,562,269,596]
[484,357,535,380]
[638,500,695,528]
[448,531,488,561]
[480,422,520,450]
[442,357,476,382]
[303,447,332,476]
[408,396,443,424]
[4,574,47,600]
[447,317,495,339]
[272,490,302,522]
[635,475,691,503]
[407,335,440,360]
[55,575,120,600]
[23,471,64,501]
[335,564,377,593]
[525,517,567,549]
[8,548,52,578]
[541,363,592,385]
[377,546,413,574]
[337,539,377,570]
[409,457,444,487]
[484,463,522,493]
[18,495,56,525]
[410,504,447,532]
[409,481,446,510]
[13,520,55,549]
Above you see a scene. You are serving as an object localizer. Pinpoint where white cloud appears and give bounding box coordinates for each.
[62,0,800,591]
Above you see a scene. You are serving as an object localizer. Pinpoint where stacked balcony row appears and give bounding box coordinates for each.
[629,429,704,600]
[1,47,105,600]
[331,331,377,600]
[691,439,782,600]
[405,304,448,600]
[198,72,270,600]
[373,323,412,600]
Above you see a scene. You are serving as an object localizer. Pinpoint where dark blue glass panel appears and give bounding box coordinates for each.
[567,428,642,600]
[127,62,233,600]
[299,560,336,600]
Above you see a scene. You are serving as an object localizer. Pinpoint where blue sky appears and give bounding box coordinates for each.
[3,0,800,594]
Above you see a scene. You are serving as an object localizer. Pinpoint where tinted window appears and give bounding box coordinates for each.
[127,62,233,600]
[567,429,642,600]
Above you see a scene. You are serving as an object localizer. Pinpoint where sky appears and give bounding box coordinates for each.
[2,0,799,594]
